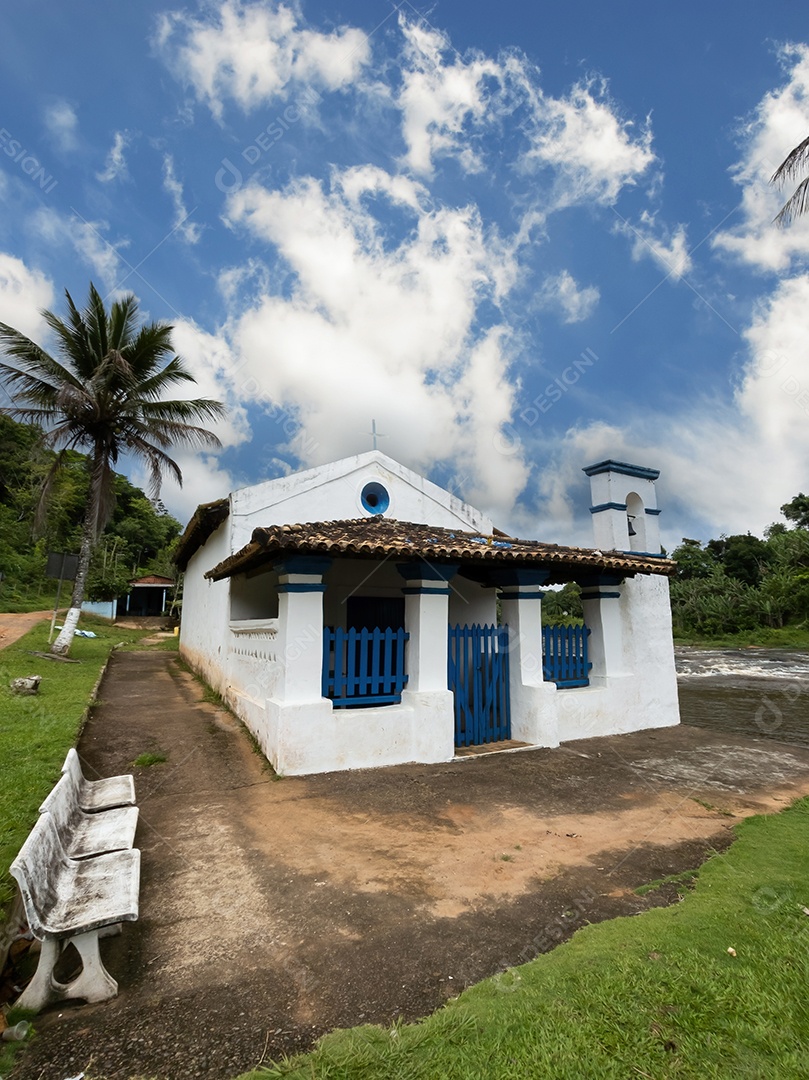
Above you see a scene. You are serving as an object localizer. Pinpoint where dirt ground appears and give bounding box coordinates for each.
[0,611,52,651]
[11,650,809,1080]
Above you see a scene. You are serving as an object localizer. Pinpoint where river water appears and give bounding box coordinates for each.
[676,647,809,748]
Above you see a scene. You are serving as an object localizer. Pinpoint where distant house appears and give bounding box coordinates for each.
[117,574,175,617]
[174,451,679,776]
[81,574,175,621]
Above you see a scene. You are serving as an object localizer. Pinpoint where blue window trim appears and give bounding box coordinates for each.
[644,508,662,516]
[589,501,628,514]
[361,481,390,515]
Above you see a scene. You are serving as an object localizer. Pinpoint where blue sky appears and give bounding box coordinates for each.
[1,1,808,549]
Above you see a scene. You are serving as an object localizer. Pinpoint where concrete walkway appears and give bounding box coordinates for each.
[14,649,809,1080]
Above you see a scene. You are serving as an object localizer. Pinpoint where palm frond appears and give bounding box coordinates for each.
[108,292,140,353]
[774,176,809,227]
[126,323,176,378]
[137,396,228,425]
[126,435,184,495]
[0,327,83,392]
[33,450,67,536]
[129,354,195,398]
[771,135,809,186]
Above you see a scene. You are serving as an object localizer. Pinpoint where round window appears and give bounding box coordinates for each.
[361,481,390,515]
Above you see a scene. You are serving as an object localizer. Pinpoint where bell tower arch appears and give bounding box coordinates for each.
[582,459,662,554]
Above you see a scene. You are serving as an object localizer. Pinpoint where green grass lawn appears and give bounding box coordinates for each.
[244,798,809,1080]
[0,616,149,913]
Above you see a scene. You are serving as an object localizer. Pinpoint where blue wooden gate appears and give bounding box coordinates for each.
[448,624,511,747]
[542,624,592,688]
[323,626,409,708]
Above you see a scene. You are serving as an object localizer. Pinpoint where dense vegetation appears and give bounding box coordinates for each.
[0,415,181,611]
[669,495,809,638]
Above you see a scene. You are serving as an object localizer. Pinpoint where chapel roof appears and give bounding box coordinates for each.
[174,498,230,571]
[205,516,675,583]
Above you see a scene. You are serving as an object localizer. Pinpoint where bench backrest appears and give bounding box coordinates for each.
[39,773,82,844]
[59,747,135,811]
[10,813,71,939]
[61,748,87,793]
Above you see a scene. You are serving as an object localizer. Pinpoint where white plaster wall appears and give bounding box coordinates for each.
[555,573,679,742]
[81,600,116,620]
[620,574,680,730]
[260,690,455,775]
[178,519,233,696]
[322,559,406,629]
[230,568,279,620]
[228,451,493,551]
[227,620,282,705]
[449,577,497,628]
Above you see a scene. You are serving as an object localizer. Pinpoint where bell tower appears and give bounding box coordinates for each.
[582,459,662,554]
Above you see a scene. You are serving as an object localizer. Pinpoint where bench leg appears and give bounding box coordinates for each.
[15,931,118,1012]
[51,931,118,1004]
[14,938,61,1012]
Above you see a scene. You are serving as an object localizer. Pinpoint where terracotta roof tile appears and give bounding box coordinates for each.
[173,498,230,571]
[205,517,675,582]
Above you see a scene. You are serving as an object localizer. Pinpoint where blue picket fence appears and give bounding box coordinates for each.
[542,624,592,688]
[322,626,409,708]
[448,624,511,747]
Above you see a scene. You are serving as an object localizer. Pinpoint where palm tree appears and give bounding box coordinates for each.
[771,135,809,225]
[0,283,226,655]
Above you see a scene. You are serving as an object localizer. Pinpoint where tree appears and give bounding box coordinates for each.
[0,283,225,654]
[781,492,809,530]
[671,538,718,580]
[771,136,809,225]
[705,533,769,587]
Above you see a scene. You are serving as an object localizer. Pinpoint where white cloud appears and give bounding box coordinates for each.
[155,0,370,121]
[144,452,238,526]
[396,17,500,177]
[31,207,128,288]
[615,210,692,279]
[526,269,809,546]
[162,154,202,244]
[125,317,250,524]
[43,100,78,153]
[520,77,655,207]
[224,169,530,518]
[0,253,54,342]
[713,44,809,271]
[167,317,250,450]
[539,270,599,324]
[97,131,131,183]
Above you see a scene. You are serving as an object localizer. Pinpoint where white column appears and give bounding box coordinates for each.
[274,557,331,704]
[496,571,558,748]
[580,578,626,684]
[397,562,458,691]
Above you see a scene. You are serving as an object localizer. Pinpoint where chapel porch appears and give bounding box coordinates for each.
[202,517,679,776]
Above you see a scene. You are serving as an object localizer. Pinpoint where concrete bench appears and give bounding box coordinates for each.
[10,812,140,1012]
[61,747,136,811]
[40,773,139,859]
